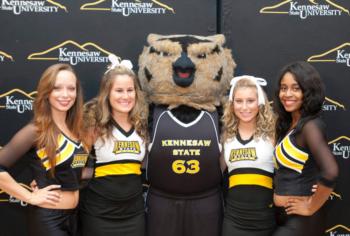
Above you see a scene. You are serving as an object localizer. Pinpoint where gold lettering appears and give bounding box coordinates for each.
[113,141,141,154]
[159,139,212,147]
[173,149,201,156]
[229,147,257,162]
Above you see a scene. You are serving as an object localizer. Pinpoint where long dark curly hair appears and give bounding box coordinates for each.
[274,61,325,141]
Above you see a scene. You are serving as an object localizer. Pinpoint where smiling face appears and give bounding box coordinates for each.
[232,87,259,125]
[109,74,136,117]
[279,72,303,116]
[48,70,77,116]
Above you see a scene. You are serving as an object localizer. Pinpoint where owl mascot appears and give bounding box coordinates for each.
[138,34,236,236]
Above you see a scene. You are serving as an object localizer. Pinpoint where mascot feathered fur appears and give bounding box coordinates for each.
[138,33,236,236]
[139,34,235,111]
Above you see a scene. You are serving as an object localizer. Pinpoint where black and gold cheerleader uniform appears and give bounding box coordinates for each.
[222,133,275,236]
[146,106,223,236]
[0,123,89,236]
[79,121,146,236]
[273,119,338,236]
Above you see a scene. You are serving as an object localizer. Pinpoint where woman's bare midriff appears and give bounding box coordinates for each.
[40,190,79,209]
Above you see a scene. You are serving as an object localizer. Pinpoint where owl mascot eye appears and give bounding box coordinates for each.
[138,33,236,236]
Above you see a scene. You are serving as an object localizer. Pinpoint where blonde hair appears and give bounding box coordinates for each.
[221,78,275,142]
[33,63,88,174]
[86,66,148,142]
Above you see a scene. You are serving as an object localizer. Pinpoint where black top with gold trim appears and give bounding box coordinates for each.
[147,106,222,195]
[0,124,89,191]
[274,118,338,196]
[274,129,318,196]
[31,132,89,191]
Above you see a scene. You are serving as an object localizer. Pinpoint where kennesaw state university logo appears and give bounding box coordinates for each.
[0,50,14,62]
[80,0,175,16]
[323,97,346,112]
[0,0,67,15]
[0,89,36,113]
[0,183,31,206]
[329,191,342,201]
[260,0,349,19]
[326,225,350,236]
[328,136,350,159]
[27,40,114,65]
[308,42,350,67]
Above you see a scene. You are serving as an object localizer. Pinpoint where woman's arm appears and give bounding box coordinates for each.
[219,150,227,173]
[0,124,61,205]
[0,172,61,205]
[286,119,338,216]
[81,152,95,180]
[80,127,97,180]
[285,184,332,216]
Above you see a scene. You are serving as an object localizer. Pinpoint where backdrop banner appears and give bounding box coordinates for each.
[1,0,349,235]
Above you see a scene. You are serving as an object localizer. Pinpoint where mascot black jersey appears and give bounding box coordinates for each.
[147,106,222,195]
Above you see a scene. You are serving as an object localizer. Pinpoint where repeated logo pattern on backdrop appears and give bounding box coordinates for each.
[27,40,114,65]
[329,191,342,201]
[0,50,14,62]
[0,0,68,14]
[329,136,350,159]
[325,225,350,236]
[308,42,350,67]
[323,97,346,111]
[80,0,175,16]
[260,0,350,19]
[0,89,36,113]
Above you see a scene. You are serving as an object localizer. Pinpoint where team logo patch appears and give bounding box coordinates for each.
[229,147,257,162]
[113,141,141,154]
[71,154,88,168]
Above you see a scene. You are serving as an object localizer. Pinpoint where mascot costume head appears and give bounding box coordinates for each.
[138,34,236,112]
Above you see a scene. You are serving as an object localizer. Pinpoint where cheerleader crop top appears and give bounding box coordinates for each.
[274,118,338,196]
[0,123,89,191]
[224,133,274,190]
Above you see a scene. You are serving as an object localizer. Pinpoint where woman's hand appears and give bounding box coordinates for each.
[27,185,61,206]
[285,197,315,216]
[30,180,38,192]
